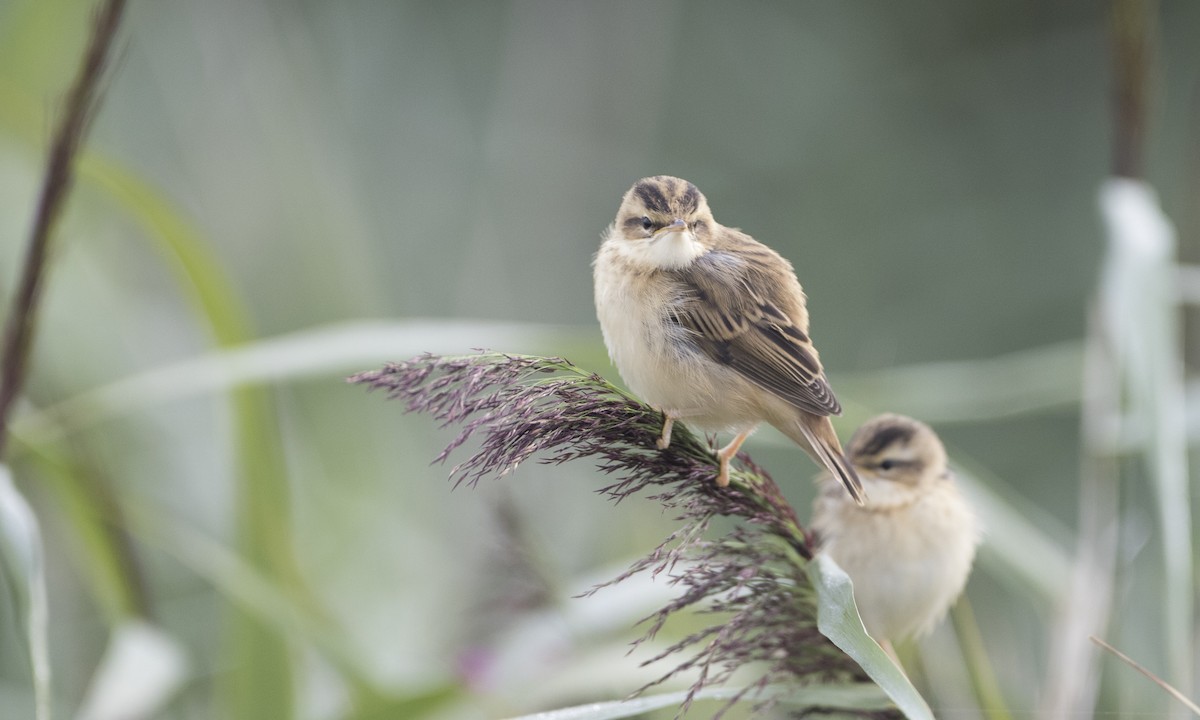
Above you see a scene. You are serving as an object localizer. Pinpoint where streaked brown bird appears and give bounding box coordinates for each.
[812,414,980,645]
[592,175,863,503]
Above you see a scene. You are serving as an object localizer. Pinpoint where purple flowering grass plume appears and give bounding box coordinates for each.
[349,352,868,715]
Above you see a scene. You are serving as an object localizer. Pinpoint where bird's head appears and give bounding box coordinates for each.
[845,413,949,491]
[609,176,717,269]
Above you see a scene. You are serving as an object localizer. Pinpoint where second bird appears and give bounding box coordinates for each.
[593,175,863,503]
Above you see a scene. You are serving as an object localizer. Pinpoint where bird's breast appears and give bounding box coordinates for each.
[816,482,979,640]
[594,244,743,424]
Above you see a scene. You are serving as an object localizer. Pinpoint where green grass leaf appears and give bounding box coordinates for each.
[341,684,461,720]
[807,554,934,720]
[80,154,297,720]
[124,504,374,692]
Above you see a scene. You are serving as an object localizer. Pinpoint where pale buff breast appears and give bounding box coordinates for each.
[815,477,979,642]
[592,236,769,433]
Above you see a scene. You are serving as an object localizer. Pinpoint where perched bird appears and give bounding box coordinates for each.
[812,414,980,646]
[593,175,862,502]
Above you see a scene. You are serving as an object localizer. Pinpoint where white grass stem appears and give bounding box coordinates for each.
[1098,178,1193,708]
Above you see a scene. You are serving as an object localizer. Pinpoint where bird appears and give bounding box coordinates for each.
[811,413,980,647]
[592,175,863,503]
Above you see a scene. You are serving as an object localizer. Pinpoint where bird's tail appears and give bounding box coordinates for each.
[784,415,865,506]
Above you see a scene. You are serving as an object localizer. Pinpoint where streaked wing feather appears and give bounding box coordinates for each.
[670,247,842,417]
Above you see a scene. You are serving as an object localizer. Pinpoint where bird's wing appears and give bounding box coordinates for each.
[668,243,842,417]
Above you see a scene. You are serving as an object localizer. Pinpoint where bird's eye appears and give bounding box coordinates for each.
[641,216,653,231]
[879,460,895,471]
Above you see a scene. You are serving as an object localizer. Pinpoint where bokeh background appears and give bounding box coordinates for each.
[1,1,1199,718]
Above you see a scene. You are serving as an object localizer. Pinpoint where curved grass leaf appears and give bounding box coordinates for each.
[503,683,891,720]
[75,621,188,720]
[80,153,296,720]
[0,465,50,720]
[14,320,588,444]
[807,555,934,720]
[122,503,375,690]
[952,464,1070,604]
[11,440,150,623]
[2,73,302,718]
[834,341,1083,426]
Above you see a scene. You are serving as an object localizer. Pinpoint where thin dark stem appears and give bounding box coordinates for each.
[0,0,127,459]
[1109,0,1156,179]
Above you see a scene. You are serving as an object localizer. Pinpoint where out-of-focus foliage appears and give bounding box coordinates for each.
[0,1,1198,718]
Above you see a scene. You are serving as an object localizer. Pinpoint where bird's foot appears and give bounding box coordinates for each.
[714,430,752,487]
[656,413,675,450]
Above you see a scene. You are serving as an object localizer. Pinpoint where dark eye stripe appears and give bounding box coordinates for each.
[875,459,923,473]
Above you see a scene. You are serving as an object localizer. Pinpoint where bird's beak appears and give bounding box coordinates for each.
[653,218,689,237]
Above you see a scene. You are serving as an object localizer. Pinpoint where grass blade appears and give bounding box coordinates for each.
[503,683,892,720]
[1092,636,1200,717]
[836,341,1083,425]
[1099,178,1193,705]
[807,554,934,720]
[0,465,50,720]
[13,320,587,445]
[75,621,188,720]
[81,147,299,719]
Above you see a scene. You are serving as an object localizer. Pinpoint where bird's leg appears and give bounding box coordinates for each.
[715,429,752,487]
[656,412,676,450]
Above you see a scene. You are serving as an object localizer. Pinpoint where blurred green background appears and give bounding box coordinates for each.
[1,1,1198,718]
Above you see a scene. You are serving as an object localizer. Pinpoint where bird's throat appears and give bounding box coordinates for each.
[644,231,705,270]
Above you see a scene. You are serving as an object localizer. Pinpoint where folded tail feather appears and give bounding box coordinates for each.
[791,418,865,506]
